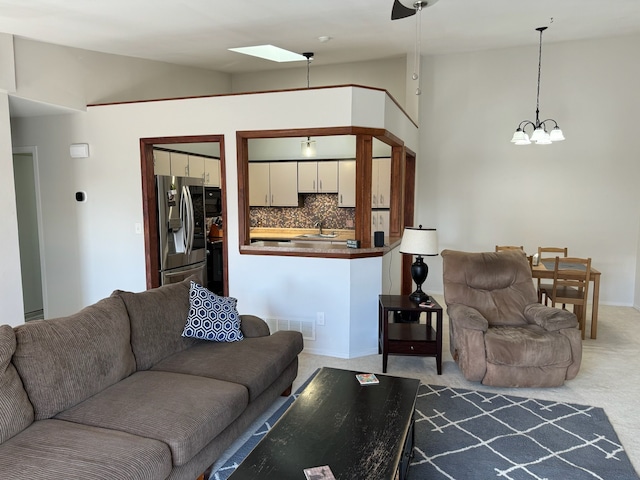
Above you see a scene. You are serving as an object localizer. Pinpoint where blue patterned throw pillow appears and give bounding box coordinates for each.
[182,282,244,342]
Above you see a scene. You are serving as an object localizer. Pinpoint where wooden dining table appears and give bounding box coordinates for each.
[531,261,601,339]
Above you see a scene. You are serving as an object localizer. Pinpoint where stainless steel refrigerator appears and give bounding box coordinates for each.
[156,175,207,286]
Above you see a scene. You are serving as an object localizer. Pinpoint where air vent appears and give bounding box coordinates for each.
[265,317,315,341]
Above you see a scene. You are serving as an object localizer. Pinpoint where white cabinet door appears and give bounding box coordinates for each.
[372,210,390,236]
[372,157,391,208]
[249,163,270,206]
[204,158,221,187]
[154,150,171,176]
[188,155,205,180]
[170,152,189,177]
[338,160,356,207]
[270,162,299,206]
[297,162,317,193]
[317,161,338,193]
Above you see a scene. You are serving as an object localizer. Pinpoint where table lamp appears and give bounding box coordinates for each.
[399,226,438,303]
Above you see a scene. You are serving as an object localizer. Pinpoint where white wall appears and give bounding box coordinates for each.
[13,37,232,109]
[231,56,407,109]
[418,34,640,305]
[0,93,25,326]
[11,87,417,357]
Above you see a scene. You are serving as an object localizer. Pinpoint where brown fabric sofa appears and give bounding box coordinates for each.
[442,249,582,387]
[0,278,303,479]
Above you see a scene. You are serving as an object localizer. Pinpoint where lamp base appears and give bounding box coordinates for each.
[409,290,430,304]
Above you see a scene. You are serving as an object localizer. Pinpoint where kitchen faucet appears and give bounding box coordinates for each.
[314,220,323,234]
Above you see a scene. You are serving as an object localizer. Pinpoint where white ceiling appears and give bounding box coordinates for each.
[2,0,640,75]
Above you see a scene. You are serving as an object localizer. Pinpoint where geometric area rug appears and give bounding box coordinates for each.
[211,377,639,480]
[412,384,639,480]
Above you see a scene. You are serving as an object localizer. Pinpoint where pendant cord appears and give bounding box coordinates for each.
[535,27,546,125]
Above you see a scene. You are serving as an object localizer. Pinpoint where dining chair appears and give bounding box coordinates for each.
[537,247,568,302]
[495,245,524,252]
[546,256,592,339]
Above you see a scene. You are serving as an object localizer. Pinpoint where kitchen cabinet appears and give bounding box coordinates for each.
[249,163,270,206]
[372,210,390,236]
[338,160,356,208]
[153,150,171,176]
[153,150,217,182]
[298,161,338,193]
[249,162,299,207]
[270,162,299,206]
[170,152,190,177]
[372,157,391,208]
[187,154,205,179]
[204,158,221,187]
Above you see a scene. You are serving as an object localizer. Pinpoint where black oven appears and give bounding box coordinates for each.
[204,187,222,217]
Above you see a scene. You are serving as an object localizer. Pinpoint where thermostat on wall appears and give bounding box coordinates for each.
[75,191,87,202]
[70,143,90,158]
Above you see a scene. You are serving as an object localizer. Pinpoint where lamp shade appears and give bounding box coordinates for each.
[399,227,438,256]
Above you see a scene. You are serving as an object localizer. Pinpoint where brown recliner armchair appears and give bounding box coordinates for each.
[442,249,582,387]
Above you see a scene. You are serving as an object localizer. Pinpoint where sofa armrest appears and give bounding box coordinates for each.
[240,315,271,338]
[447,304,489,331]
[524,303,578,331]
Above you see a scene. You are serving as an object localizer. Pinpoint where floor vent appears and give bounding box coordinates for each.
[265,317,316,341]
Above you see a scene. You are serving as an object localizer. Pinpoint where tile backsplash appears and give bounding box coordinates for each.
[250,194,355,229]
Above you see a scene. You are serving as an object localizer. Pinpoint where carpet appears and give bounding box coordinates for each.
[412,384,639,480]
[211,378,639,480]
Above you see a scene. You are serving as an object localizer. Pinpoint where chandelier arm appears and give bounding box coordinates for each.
[517,120,536,133]
[539,119,560,128]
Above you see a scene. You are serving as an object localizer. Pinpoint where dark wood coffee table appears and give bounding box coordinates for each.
[228,367,420,480]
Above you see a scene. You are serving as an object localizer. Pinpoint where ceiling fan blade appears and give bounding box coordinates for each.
[391,0,416,20]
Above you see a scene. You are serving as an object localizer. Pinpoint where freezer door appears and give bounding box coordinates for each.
[161,262,206,286]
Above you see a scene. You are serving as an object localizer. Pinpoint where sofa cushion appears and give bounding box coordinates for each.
[12,295,136,420]
[182,282,243,342]
[485,325,573,368]
[0,325,34,443]
[55,370,249,466]
[0,419,172,480]
[152,330,304,401]
[114,278,199,371]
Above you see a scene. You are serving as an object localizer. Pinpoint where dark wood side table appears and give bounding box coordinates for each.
[379,295,443,374]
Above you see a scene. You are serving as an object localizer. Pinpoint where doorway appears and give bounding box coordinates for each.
[139,135,227,292]
[12,147,46,320]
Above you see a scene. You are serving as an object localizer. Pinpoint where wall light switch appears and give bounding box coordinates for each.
[316,312,325,326]
[135,223,142,234]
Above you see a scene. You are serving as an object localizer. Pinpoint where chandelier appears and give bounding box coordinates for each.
[511,27,565,145]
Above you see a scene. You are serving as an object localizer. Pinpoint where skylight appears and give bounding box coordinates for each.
[228,45,306,63]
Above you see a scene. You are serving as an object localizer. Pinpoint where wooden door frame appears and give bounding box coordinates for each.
[139,134,227,291]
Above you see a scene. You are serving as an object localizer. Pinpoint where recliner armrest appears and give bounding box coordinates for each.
[240,315,271,338]
[447,304,489,331]
[524,304,578,331]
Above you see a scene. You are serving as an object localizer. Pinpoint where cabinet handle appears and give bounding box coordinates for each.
[340,194,343,204]
[271,194,274,204]
[185,165,189,176]
[373,194,377,206]
[265,194,268,204]
[410,345,414,351]
[313,180,316,191]
[319,180,323,190]
[380,194,384,205]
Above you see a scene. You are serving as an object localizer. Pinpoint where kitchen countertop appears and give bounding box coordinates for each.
[244,227,399,259]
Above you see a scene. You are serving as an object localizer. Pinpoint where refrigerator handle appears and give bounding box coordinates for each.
[181,185,190,254]
[185,185,195,255]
